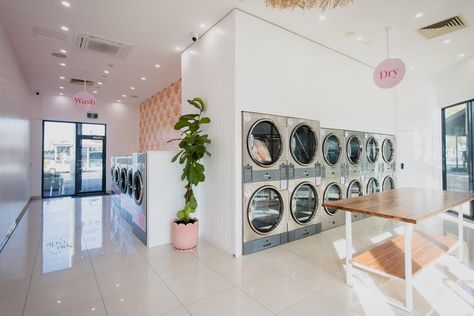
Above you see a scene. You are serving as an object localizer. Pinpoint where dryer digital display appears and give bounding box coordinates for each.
[382,176,395,191]
[248,186,283,234]
[347,136,362,165]
[382,138,394,163]
[247,120,282,167]
[367,177,380,194]
[291,182,318,224]
[366,137,379,163]
[323,183,342,215]
[347,180,363,198]
[323,134,341,166]
[290,124,317,165]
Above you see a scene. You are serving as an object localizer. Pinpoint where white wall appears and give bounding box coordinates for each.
[0,18,32,242]
[30,95,139,196]
[436,56,474,107]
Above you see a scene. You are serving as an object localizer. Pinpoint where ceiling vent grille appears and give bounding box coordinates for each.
[418,16,468,39]
[75,33,133,59]
[70,78,95,86]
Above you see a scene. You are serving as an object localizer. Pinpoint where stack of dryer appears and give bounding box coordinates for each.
[364,133,382,196]
[380,134,396,192]
[344,130,365,222]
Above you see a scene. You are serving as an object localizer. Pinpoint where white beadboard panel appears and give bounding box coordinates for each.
[181,12,237,255]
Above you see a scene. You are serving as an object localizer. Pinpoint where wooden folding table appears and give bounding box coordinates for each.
[323,188,474,312]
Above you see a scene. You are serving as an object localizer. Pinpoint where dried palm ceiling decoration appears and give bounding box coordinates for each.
[265,0,353,10]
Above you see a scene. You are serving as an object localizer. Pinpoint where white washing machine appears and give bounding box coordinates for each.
[242,112,287,183]
[321,179,345,231]
[287,178,321,241]
[321,128,345,179]
[364,133,381,176]
[132,152,147,244]
[380,134,396,174]
[345,177,365,222]
[243,181,288,255]
[344,130,365,179]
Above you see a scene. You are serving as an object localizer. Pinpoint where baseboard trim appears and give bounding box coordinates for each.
[31,195,42,200]
[0,197,33,253]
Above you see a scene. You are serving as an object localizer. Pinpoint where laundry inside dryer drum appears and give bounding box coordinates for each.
[366,137,379,163]
[133,171,143,205]
[324,183,342,215]
[291,183,318,224]
[291,124,317,165]
[383,176,395,191]
[347,180,363,198]
[382,139,394,163]
[347,136,362,164]
[367,178,380,194]
[248,187,283,234]
[323,134,341,165]
[248,120,282,166]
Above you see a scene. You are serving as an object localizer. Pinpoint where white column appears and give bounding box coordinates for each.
[458,209,464,262]
[404,223,413,311]
[345,211,353,286]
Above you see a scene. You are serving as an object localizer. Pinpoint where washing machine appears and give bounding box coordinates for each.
[344,130,364,179]
[287,178,321,241]
[131,152,147,244]
[364,133,381,175]
[380,134,396,174]
[381,173,396,192]
[321,128,345,180]
[345,177,365,222]
[243,180,288,255]
[321,179,345,231]
[365,175,381,195]
[287,117,321,180]
[242,112,287,183]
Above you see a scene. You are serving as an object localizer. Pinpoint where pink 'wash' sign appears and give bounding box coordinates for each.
[373,58,406,89]
[73,91,96,112]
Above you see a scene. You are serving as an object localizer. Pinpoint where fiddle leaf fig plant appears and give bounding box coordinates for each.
[168,97,211,224]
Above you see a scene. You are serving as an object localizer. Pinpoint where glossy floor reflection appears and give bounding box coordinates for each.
[1,196,474,315]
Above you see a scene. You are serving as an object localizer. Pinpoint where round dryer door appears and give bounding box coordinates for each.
[323,183,342,215]
[323,134,341,166]
[382,139,394,163]
[127,169,133,196]
[120,168,127,193]
[247,120,282,167]
[366,137,379,163]
[290,124,317,165]
[367,177,380,194]
[382,176,395,191]
[114,168,120,185]
[248,186,283,234]
[133,171,144,205]
[347,180,363,198]
[291,183,318,224]
[347,136,362,165]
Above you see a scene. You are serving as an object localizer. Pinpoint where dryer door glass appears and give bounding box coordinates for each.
[382,176,395,191]
[382,139,394,162]
[127,170,133,196]
[366,137,379,163]
[367,178,380,194]
[291,183,318,224]
[120,168,127,193]
[291,124,317,165]
[133,171,144,205]
[323,184,342,215]
[248,120,282,166]
[114,169,120,185]
[248,187,283,234]
[347,180,363,198]
[323,134,341,165]
[347,136,362,164]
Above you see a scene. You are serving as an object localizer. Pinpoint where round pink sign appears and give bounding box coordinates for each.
[73,91,96,112]
[373,58,406,89]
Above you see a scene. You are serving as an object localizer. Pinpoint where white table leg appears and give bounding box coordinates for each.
[345,211,353,287]
[404,223,413,312]
[458,210,464,262]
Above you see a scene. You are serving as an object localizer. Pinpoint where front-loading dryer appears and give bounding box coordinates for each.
[287,178,321,242]
[243,180,288,255]
[242,112,287,183]
[344,130,364,179]
[345,177,365,222]
[131,152,147,244]
[365,175,381,195]
[380,134,396,174]
[321,128,345,179]
[287,117,321,180]
[382,173,396,192]
[364,133,381,176]
[321,179,345,231]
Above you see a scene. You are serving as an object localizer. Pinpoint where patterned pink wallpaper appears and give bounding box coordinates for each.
[139,79,181,151]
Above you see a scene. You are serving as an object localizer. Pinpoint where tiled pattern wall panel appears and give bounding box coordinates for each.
[139,80,181,151]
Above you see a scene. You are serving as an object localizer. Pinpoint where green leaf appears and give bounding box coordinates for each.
[199,117,210,124]
[177,210,186,221]
[192,97,206,111]
[171,151,183,162]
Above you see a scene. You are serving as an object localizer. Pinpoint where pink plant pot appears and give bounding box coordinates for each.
[171,219,199,250]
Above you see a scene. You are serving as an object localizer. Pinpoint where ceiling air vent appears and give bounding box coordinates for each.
[76,32,133,59]
[418,16,468,39]
[70,78,94,86]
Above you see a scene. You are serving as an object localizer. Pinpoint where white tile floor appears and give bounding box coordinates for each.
[1,196,474,315]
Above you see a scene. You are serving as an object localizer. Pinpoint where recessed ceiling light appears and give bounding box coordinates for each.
[57,300,62,304]
[415,12,423,18]
[60,62,66,67]
[154,64,160,68]
[356,36,363,41]
[59,86,64,89]
[319,15,327,21]
[200,23,206,29]
[130,86,135,90]
[141,77,146,81]
[93,90,98,94]
[443,39,451,44]
[98,81,103,85]
[61,1,71,7]
[175,46,181,51]
[60,49,67,54]
[59,92,64,96]
[60,26,69,32]
[120,298,125,302]
[59,76,65,80]
[91,307,96,311]
[104,70,110,74]
[117,100,121,103]
[122,94,127,98]
[458,53,465,57]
